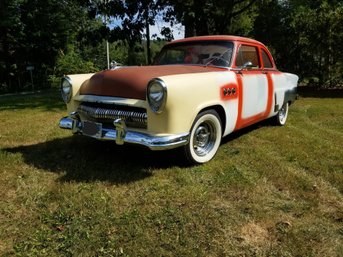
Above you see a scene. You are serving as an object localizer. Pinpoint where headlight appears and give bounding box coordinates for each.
[147,79,167,113]
[61,76,72,103]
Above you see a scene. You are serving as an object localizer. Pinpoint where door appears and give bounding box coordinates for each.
[234,44,272,130]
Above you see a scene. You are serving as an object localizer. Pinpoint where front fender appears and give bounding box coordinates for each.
[147,71,237,135]
[65,73,95,113]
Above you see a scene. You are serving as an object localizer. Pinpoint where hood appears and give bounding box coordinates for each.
[79,65,224,100]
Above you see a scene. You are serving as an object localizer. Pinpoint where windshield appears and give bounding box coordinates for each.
[154,41,234,67]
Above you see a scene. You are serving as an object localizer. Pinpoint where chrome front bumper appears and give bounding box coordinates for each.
[59,117,189,151]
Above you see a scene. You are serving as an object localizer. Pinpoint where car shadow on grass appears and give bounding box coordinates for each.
[4,136,184,184]
[4,119,273,184]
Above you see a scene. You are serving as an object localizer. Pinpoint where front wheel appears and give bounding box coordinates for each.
[275,102,289,126]
[183,110,222,164]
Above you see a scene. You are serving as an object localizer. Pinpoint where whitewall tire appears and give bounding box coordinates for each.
[183,110,222,164]
[275,102,289,126]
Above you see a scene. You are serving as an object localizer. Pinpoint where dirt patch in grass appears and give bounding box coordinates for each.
[240,222,270,246]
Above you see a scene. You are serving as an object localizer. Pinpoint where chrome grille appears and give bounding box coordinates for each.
[78,103,147,128]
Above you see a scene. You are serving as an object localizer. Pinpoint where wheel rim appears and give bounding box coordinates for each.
[193,121,217,157]
[278,104,287,123]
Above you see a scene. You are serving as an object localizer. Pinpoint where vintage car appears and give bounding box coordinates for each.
[59,35,298,164]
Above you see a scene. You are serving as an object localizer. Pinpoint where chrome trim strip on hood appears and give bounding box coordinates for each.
[73,95,147,108]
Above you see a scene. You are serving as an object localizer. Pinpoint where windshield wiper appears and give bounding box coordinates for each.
[205,48,232,67]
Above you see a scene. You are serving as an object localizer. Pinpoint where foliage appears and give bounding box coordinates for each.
[0,0,97,92]
[163,0,258,36]
[1,0,343,92]
[55,47,98,76]
[290,0,343,87]
[254,0,343,87]
[0,0,27,92]
[83,0,168,64]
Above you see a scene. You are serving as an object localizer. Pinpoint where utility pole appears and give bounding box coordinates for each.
[103,0,110,69]
[146,16,151,65]
[106,34,110,69]
[144,5,151,65]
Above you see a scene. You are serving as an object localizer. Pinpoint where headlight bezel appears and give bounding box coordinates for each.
[61,76,72,103]
[147,78,167,114]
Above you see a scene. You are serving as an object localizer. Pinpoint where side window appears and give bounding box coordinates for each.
[235,45,260,68]
[262,49,273,68]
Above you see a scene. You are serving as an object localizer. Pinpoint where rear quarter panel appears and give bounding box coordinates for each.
[271,72,299,116]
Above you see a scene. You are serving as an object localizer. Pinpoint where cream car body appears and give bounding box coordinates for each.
[59,36,298,164]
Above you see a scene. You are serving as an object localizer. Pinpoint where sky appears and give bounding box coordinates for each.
[110,17,185,40]
[149,21,185,40]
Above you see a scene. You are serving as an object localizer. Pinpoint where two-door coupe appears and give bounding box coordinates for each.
[59,35,298,164]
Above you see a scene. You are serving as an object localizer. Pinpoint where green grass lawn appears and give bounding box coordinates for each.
[0,90,342,256]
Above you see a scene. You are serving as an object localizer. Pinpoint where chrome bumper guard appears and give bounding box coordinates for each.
[59,117,189,151]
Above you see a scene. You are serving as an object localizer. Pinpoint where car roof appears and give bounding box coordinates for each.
[167,35,265,47]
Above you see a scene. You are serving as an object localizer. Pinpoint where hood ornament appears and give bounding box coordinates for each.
[110,60,123,70]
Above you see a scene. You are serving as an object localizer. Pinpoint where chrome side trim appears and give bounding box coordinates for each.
[58,117,189,151]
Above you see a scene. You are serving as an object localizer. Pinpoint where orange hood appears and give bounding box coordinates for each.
[79,65,224,100]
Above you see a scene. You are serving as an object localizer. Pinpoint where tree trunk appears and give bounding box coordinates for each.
[146,17,151,65]
[127,42,136,65]
[184,14,195,37]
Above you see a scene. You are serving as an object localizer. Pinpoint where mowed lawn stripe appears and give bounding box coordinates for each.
[0,90,342,256]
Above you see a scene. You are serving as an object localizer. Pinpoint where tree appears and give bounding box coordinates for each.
[254,0,343,86]
[0,0,96,92]
[289,0,343,85]
[163,0,258,37]
[84,0,167,65]
[0,0,26,92]
[2,0,342,92]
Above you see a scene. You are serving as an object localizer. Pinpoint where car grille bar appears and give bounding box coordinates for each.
[78,104,147,127]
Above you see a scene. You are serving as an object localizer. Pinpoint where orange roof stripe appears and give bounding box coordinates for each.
[168,35,265,47]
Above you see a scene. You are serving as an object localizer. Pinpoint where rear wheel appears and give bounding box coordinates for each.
[275,102,289,126]
[183,110,222,164]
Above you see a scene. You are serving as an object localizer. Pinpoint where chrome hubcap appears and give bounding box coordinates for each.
[193,122,216,156]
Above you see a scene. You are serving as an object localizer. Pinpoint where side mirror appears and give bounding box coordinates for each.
[243,61,254,70]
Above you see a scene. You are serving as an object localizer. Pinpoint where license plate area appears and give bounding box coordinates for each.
[82,121,102,139]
